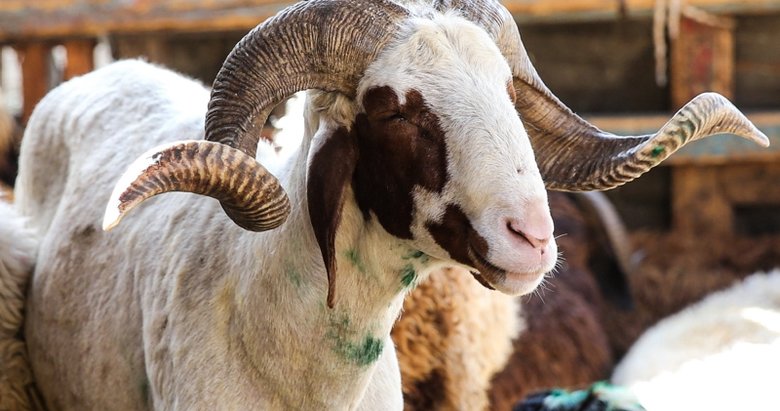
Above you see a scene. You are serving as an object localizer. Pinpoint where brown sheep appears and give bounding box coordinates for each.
[393,267,520,411]
[601,230,780,357]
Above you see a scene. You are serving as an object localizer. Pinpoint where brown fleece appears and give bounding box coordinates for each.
[602,230,780,357]
[393,267,518,411]
[488,285,613,411]
[485,193,618,410]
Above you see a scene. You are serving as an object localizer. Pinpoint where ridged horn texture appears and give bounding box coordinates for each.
[202,0,409,228]
[205,0,409,157]
[443,0,769,191]
[103,141,289,232]
[516,91,769,191]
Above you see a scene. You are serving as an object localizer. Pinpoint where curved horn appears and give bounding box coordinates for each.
[516,90,768,191]
[206,0,408,156]
[103,141,289,232]
[205,0,408,227]
[106,0,409,232]
[443,0,769,191]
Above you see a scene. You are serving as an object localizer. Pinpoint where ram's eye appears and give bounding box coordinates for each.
[387,113,407,122]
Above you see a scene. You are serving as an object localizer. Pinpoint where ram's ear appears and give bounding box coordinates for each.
[307,126,359,308]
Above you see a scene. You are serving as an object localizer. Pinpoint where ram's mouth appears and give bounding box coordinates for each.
[467,245,547,293]
[467,246,504,290]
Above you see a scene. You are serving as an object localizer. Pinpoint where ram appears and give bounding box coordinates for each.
[0,0,768,409]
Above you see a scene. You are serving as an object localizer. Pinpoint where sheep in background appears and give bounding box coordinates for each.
[1,0,767,409]
[0,201,37,410]
[393,189,642,411]
[598,231,780,358]
[487,191,636,411]
[612,268,780,411]
[394,266,520,411]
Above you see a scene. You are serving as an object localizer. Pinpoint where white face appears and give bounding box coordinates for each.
[352,14,557,295]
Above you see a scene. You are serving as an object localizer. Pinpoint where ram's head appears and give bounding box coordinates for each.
[104,0,768,306]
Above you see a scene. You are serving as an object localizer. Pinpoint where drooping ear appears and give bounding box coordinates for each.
[307,126,359,308]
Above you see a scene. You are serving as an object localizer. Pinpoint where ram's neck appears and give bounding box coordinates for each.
[229,124,439,409]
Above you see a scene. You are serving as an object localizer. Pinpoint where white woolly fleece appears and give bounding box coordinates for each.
[612,268,780,411]
[0,199,39,410]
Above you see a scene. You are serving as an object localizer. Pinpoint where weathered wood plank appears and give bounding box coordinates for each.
[719,163,780,205]
[16,42,51,124]
[670,15,735,110]
[3,0,780,41]
[63,39,97,80]
[671,165,733,235]
[504,0,780,22]
[0,1,289,42]
[671,162,780,235]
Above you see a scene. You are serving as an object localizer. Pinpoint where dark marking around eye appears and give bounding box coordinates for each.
[388,113,407,122]
[352,86,448,239]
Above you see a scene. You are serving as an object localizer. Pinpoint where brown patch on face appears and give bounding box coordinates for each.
[353,86,448,239]
[427,204,506,288]
[426,205,482,266]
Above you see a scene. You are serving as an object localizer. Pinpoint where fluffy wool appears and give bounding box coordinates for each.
[393,267,521,411]
[0,199,38,410]
[612,269,780,411]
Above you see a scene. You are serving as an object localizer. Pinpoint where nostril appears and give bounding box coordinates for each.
[507,220,551,250]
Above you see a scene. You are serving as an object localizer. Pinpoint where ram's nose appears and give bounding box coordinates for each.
[505,200,554,253]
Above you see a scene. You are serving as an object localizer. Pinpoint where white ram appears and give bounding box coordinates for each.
[0,0,768,409]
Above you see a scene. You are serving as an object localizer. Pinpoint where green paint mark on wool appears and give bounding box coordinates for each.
[285,263,302,288]
[326,313,384,366]
[345,249,368,275]
[404,249,430,264]
[336,336,384,367]
[400,263,417,288]
[407,250,424,259]
[650,145,665,158]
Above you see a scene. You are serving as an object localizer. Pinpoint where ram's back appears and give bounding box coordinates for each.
[16,60,219,410]
[16,60,209,230]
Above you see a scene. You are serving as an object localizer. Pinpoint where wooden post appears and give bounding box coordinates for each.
[63,38,96,80]
[16,42,51,124]
[670,13,735,110]
[671,165,733,235]
[669,11,737,236]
